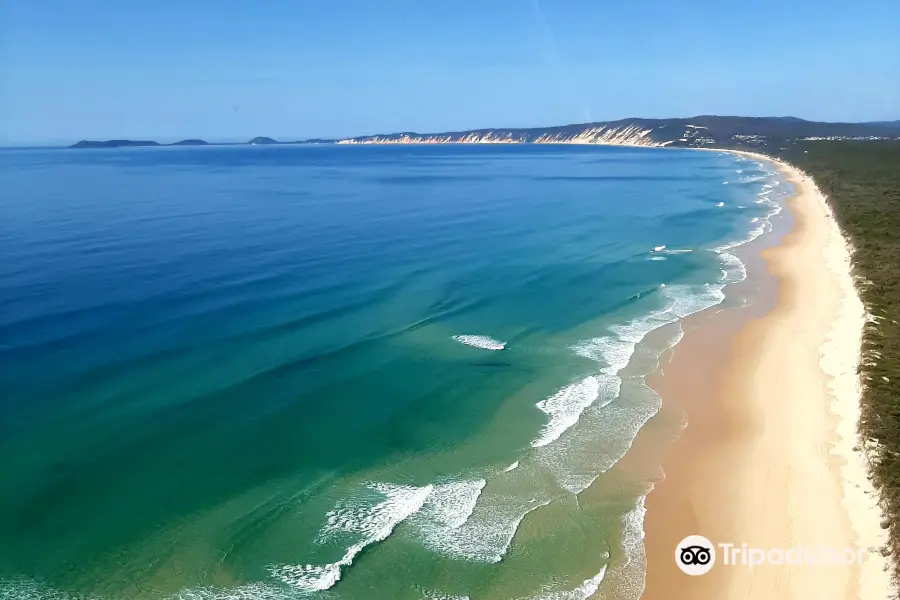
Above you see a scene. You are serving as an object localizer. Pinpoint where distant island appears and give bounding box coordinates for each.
[71,137,277,149]
[72,139,207,149]
[69,116,900,151]
[71,140,162,149]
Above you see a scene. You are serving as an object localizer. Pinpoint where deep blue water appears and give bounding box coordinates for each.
[0,144,785,600]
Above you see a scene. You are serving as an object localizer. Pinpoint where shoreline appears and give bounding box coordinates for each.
[639,151,892,599]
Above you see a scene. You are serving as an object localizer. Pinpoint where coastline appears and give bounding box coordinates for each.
[6,143,895,600]
[639,152,893,599]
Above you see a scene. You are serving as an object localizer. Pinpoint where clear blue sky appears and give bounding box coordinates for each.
[2,0,898,145]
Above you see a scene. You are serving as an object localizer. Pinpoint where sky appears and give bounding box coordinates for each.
[1,0,899,145]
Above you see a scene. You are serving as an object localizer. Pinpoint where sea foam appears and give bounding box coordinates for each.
[413,479,486,532]
[520,566,608,600]
[420,592,471,600]
[534,283,725,492]
[531,377,601,448]
[0,578,297,600]
[414,486,552,562]
[270,483,432,591]
[452,335,506,350]
[593,497,647,600]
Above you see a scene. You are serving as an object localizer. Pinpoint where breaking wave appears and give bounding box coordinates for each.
[531,377,601,448]
[452,335,506,350]
[270,483,432,591]
[519,566,607,600]
[0,579,299,600]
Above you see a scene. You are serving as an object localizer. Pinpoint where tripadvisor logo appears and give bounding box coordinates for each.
[675,535,716,576]
[675,535,866,575]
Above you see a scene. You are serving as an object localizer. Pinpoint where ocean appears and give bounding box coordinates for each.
[0,144,789,600]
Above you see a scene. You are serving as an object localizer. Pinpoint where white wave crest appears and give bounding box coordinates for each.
[0,579,296,600]
[539,284,724,492]
[414,479,486,531]
[452,335,506,350]
[408,476,555,564]
[531,377,601,448]
[593,497,647,600]
[166,583,296,600]
[718,252,747,284]
[270,483,432,591]
[421,591,470,600]
[520,566,608,600]
[713,167,788,254]
[415,484,552,563]
[0,580,78,600]
[712,197,779,253]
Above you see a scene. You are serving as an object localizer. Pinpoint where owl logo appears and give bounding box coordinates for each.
[675,535,716,575]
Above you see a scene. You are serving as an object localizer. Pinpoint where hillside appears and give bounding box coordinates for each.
[327,116,899,148]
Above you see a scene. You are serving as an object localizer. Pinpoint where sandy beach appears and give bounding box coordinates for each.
[640,153,893,600]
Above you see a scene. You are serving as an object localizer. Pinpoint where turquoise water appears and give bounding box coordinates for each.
[0,145,786,599]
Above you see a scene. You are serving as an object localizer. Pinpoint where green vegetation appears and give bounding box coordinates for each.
[777,140,900,578]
